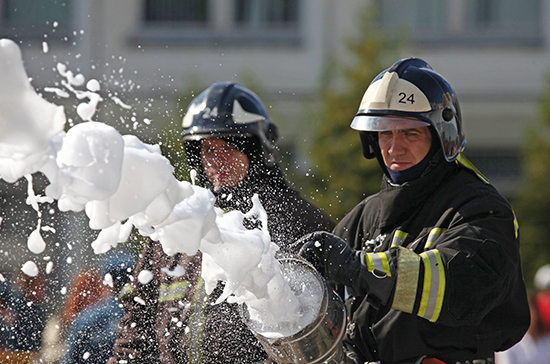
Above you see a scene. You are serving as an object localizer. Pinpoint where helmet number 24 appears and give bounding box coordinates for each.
[202,107,219,119]
[398,92,415,104]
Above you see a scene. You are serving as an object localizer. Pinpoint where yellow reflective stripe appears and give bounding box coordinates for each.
[364,252,392,277]
[118,283,135,301]
[380,253,391,277]
[187,277,207,364]
[424,227,447,249]
[391,230,409,247]
[513,213,519,239]
[456,153,489,184]
[365,253,375,272]
[392,247,421,314]
[418,250,445,322]
[159,281,190,302]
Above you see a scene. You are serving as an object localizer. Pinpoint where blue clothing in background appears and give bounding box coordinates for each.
[62,298,123,364]
[0,282,44,351]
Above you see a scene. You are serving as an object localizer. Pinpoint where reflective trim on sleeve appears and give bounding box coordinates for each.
[391,230,409,247]
[392,247,421,314]
[159,280,190,303]
[186,277,208,364]
[424,227,447,249]
[418,250,446,322]
[118,282,135,302]
[365,252,392,277]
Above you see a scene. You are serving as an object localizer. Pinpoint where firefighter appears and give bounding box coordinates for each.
[294,58,530,364]
[109,82,334,364]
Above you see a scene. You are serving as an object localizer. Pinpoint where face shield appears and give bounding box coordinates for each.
[351,115,430,132]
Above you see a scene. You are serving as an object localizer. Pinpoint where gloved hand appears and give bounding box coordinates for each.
[292,231,395,305]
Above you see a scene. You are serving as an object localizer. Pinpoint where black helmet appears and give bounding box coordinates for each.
[350,58,466,162]
[181,82,279,167]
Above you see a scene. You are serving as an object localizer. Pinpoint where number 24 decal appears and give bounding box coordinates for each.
[398,92,415,104]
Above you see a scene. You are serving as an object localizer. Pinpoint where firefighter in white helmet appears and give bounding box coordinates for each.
[294,58,529,364]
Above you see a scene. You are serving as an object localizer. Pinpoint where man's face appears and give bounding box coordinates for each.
[200,138,249,188]
[378,127,432,171]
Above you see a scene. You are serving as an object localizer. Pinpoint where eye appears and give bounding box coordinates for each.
[226,144,239,152]
[201,145,215,154]
[403,128,422,137]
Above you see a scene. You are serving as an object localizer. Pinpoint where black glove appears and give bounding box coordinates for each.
[292,231,395,305]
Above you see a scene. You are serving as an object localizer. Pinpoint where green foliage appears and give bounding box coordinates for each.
[158,120,192,182]
[514,78,550,286]
[306,6,401,221]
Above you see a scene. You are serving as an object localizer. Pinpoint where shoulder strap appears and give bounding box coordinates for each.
[456,153,489,184]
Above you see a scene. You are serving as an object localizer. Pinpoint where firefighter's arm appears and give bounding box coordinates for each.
[296,225,521,326]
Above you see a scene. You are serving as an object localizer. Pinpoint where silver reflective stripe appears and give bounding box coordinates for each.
[364,252,391,277]
[418,249,445,322]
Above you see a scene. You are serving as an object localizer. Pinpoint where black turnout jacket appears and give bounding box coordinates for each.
[333,155,530,364]
[109,166,335,364]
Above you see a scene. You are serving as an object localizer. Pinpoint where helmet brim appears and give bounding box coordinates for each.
[351,115,430,131]
[182,130,255,142]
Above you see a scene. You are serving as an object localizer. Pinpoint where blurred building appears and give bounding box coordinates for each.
[0,0,546,275]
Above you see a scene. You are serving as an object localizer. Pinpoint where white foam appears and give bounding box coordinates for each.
[22,261,39,277]
[0,39,66,184]
[0,38,318,334]
[138,270,154,284]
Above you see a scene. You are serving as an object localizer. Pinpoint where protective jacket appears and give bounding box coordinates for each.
[109,167,335,364]
[333,154,530,364]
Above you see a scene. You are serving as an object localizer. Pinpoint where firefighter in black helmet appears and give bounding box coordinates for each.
[179,82,334,242]
[110,82,334,364]
[181,82,278,210]
[181,81,278,167]
[293,58,529,364]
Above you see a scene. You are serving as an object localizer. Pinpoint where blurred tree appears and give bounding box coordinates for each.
[305,5,402,222]
[158,120,191,182]
[514,76,550,286]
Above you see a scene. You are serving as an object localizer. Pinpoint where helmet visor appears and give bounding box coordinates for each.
[351,115,430,131]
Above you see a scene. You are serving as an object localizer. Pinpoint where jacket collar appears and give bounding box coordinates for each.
[376,153,457,229]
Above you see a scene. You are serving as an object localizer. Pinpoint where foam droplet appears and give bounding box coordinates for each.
[27,228,46,254]
[22,261,39,277]
[138,270,154,284]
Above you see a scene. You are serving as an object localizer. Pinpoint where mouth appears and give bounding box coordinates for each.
[390,161,411,170]
[206,168,227,183]
[212,173,229,184]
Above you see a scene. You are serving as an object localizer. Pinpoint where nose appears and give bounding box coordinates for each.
[205,149,232,170]
[388,134,406,155]
[204,155,223,169]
